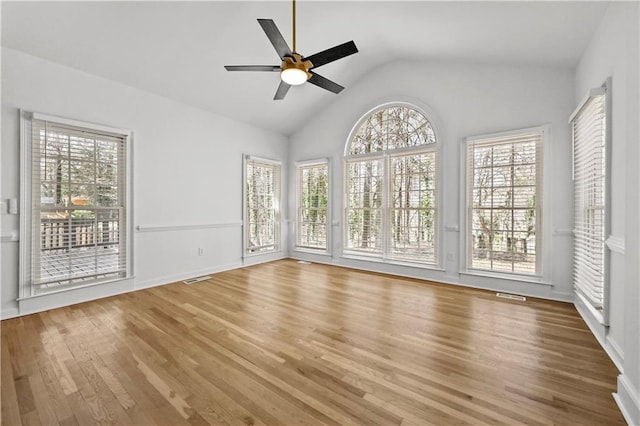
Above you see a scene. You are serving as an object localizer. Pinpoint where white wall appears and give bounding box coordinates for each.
[574,3,640,424]
[1,47,289,318]
[288,59,575,302]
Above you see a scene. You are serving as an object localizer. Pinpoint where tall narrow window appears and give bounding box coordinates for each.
[21,113,130,295]
[466,128,543,275]
[571,88,607,312]
[345,104,438,264]
[245,157,281,255]
[296,160,329,251]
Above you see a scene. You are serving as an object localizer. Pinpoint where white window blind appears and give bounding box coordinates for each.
[466,129,543,275]
[296,161,329,251]
[571,90,607,310]
[345,104,438,264]
[245,157,280,254]
[27,116,128,294]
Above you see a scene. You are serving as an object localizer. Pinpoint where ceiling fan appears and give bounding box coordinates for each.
[224,0,358,100]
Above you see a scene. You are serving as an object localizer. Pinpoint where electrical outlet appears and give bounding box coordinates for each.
[198,248,204,256]
[447,252,454,261]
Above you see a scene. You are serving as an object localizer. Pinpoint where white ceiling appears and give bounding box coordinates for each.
[2,1,609,135]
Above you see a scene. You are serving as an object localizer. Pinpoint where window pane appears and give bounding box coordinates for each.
[346,159,384,254]
[389,152,437,262]
[345,105,438,264]
[246,159,280,254]
[31,119,128,295]
[468,133,541,275]
[297,162,329,250]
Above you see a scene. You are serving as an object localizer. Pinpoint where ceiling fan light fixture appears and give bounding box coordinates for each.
[281,67,308,85]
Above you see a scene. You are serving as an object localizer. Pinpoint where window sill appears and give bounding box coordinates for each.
[243,249,282,259]
[18,275,135,300]
[460,269,551,286]
[292,248,331,257]
[341,254,444,272]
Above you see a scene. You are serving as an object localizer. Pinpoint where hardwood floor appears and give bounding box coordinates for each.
[1,259,624,425]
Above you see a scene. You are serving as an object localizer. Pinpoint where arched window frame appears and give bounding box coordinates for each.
[343,102,441,266]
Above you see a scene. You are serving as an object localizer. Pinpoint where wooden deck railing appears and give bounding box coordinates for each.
[41,217,119,250]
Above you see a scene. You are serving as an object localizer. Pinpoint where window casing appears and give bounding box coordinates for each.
[466,128,543,276]
[296,160,329,252]
[244,156,281,255]
[344,104,438,264]
[571,87,608,314]
[20,112,130,295]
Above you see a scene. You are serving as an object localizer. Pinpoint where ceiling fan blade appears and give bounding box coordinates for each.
[305,41,358,69]
[224,65,281,72]
[274,80,291,100]
[308,72,344,94]
[258,19,293,59]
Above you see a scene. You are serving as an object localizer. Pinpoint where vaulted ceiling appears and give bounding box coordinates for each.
[2,1,609,135]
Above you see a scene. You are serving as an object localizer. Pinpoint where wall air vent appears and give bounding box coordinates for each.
[496,292,526,302]
[183,276,212,285]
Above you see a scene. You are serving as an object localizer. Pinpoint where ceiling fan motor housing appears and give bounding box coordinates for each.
[281,54,312,81]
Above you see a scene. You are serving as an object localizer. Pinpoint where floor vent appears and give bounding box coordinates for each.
[297,260,312,265]
[183,275,211,285]
[496,292,526,302]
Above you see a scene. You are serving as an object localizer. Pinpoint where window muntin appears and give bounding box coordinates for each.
[245,158,280,254]
[27,117,128,294]
[296,161,329,251]
[348,106,436,155]
[345,104,438,264]
[467,130,542,275]
[389,151,437,261]
[571,90,607,310]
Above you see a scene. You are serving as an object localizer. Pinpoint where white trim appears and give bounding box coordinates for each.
[462,124,549,279]
[1,232,19,243]
[460,270,551,286]
[295,157,329,167]
[568,86,607,123]
[133,262,243,290]
[244,154,282,166]
[18,110,134,298]
[136,222,242,233]
[1,308,20,320]
[605,235,626,255]
[19,110,31,299]
[32,112,130,136]
[613,374,640,426]
[340,254,443,271]
[605,335,625,369]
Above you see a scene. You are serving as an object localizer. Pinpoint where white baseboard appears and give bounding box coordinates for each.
[614,374,640,426]
[1,307,20,320]
[134,261,243,290]
[9,262,246,318]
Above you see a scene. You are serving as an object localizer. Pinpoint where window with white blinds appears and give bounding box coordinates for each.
[296,160,329,251]
[245,157,281,255]
[571,88,607,311]
[345,104,438,264]
[466,128,543,275]
[22,114,129,295]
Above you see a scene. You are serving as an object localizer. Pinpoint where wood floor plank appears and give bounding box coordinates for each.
[1,259,625,425]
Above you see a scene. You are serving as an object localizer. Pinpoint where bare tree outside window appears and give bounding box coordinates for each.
[345,105,438,264]
[246,158,280,254]
[467,131,541,275]
[297,162,329,250]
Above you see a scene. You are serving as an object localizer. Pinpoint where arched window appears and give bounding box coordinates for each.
[344,104,438,264]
